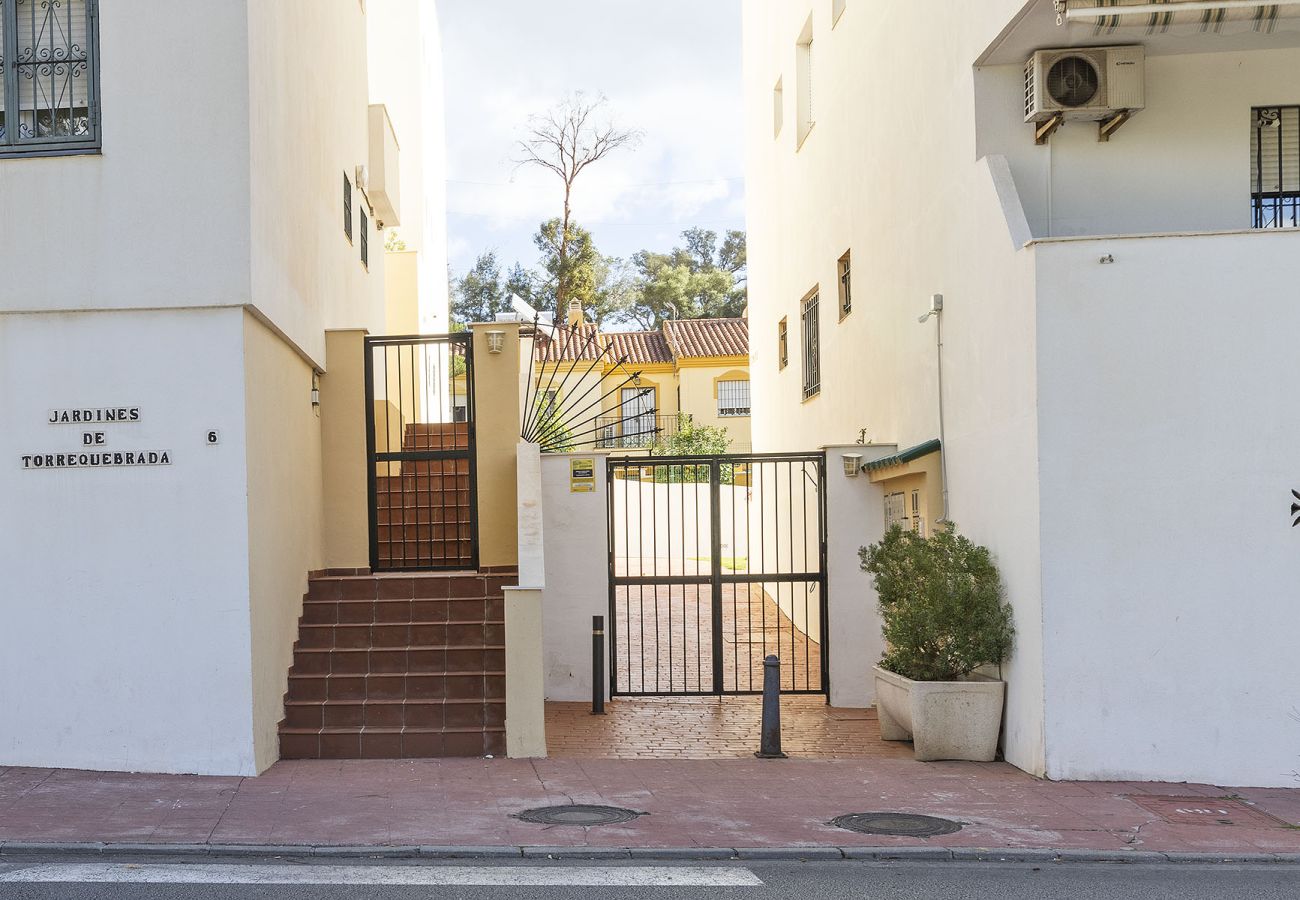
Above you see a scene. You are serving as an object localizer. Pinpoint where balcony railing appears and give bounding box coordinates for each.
[595,414,682,450]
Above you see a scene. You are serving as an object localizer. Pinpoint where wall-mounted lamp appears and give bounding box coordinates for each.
[311,372,321,408]
[841,453,863,478]
[485,330,505,354]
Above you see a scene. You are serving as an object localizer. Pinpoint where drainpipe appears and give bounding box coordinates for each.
[918,294,950,523]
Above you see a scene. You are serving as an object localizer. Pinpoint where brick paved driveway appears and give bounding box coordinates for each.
[545,696,912,760]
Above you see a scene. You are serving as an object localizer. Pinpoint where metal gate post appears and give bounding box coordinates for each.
[709,457,724,694]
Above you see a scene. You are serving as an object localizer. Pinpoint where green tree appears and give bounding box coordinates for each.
[516,93,641,318]
[627,228,747,328]
[450,251,514,327]
[532,219,631,327]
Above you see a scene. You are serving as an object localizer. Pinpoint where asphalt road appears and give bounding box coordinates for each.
[1,857,1298,899]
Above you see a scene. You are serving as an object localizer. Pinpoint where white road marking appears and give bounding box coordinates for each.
[0,863,764,887]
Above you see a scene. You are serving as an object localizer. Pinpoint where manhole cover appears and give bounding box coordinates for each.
[513,804,644,827]
[830,812,962,837]
[1128,796,1291,828]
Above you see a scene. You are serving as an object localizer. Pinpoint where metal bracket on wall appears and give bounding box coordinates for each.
[1098,110,1133,143]
[1034,113,1064,146]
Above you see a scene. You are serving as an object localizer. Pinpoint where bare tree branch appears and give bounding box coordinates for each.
[514,93,642,316]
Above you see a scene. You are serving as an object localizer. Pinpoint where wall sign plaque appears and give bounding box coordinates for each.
[22,407,171,470]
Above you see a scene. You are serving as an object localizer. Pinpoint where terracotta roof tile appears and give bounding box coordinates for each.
[534,323,603,362]
[663,318,748,358]
[605,330,674,365]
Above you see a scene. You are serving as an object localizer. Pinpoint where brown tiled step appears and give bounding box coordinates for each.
[375,499,473,517]
[296,621,505,649]
[286,672,505,702]
[302,599,505,625]
[282,698,505,730]
[279,726,505,760]
[307,574,511,602]
[289,646,506,676]
[376,524,473,542]
[376,469,470,485]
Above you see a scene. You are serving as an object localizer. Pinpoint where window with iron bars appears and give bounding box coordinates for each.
[0,0,100,158]
[360,207,369,270]
[801,290,820,399]
[343,172,353,242]
[837,250,852,318]
[1252,105,1299,229]
[717,379,751,417]
[778,317,788,369]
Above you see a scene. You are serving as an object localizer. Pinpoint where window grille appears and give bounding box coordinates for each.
[1253,106,1300,229]
[360,207,369,269]
[1,0,101,157]
[838,250,852,318]
[801,290,821,399]
[778,317,788,369]
[343,173,353,242]
[717,380,751,417]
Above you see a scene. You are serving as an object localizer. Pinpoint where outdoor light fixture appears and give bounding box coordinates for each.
[311,373,320,408]
[842,453,863,478]
[485,330,505,354]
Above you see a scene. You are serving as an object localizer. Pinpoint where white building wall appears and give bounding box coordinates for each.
[743,0,1047,773]
[247,0,386,366]
[0,3,251,314]
[366,0,451,334]
[1034,230,1300,788]
[539,453,609,702]
[0,308,258,775]
[977,47,1300,240]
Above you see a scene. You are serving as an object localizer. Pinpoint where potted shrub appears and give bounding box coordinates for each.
[859,525,1014,761]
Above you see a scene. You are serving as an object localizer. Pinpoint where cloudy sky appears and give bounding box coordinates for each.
[437,0,745,281]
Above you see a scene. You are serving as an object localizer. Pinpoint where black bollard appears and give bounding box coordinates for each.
[755,654,788,758]
[592,615,606,715]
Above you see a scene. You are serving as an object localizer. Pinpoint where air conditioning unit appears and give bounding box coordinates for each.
[1024,46,1145,124]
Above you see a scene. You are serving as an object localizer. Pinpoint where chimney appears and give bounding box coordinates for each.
[567,299,584,328]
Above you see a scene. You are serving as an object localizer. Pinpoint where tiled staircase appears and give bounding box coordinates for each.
[375,423,473,569]
[278,570,510,759]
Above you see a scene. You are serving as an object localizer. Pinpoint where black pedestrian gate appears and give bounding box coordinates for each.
[606,453,828,696]
[364,334,478,571]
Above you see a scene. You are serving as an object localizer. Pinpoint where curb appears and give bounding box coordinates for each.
[2,841,1299,865]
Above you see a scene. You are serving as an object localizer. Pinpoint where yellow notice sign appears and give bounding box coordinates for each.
[570,458,596,493]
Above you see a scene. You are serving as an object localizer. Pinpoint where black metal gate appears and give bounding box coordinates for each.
[364,334,477,571]
[606,453,828,696]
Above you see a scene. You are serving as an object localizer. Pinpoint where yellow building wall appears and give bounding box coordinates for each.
[242,312,324,772]
[677,361,751,451]
[474,322,522,568]
[868,451,945,538]
[320,329,370,569]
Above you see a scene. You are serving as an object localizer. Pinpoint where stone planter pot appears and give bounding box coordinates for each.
[873,665,1005,762]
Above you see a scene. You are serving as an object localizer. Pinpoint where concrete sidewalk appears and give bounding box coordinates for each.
[2,759,1299,859]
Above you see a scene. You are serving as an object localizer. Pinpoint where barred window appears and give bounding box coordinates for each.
[1,0,100,157]
[717,380,750,417]
[360,207,369,270]
[801,290,820,399]
[343,173,353,242]
[837,250,851,318]
[778,317,788,369]
[1253,105,1299,229]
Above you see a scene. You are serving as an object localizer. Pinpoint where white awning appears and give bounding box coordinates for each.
[1066,0,1300,35]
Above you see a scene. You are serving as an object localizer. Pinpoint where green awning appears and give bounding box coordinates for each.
[862,438,941,473]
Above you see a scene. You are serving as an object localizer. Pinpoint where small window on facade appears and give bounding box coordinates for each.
[911,489,925,537]
[795,16,814,147]
[360,208,369,270]
[884,492,906,531]
[773,77,784,138]
[801,290,821,399]
[832,0,846,26]
[717,380,751,418]
[0,0,101,158]
[344,173,354,242]
[1252,105,1299,229]
[837,250,852,318]
[778,317,789,369]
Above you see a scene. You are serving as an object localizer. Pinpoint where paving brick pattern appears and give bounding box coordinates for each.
[3,760,1298,855]
[545,697,912,760]
[614,582,821,693]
